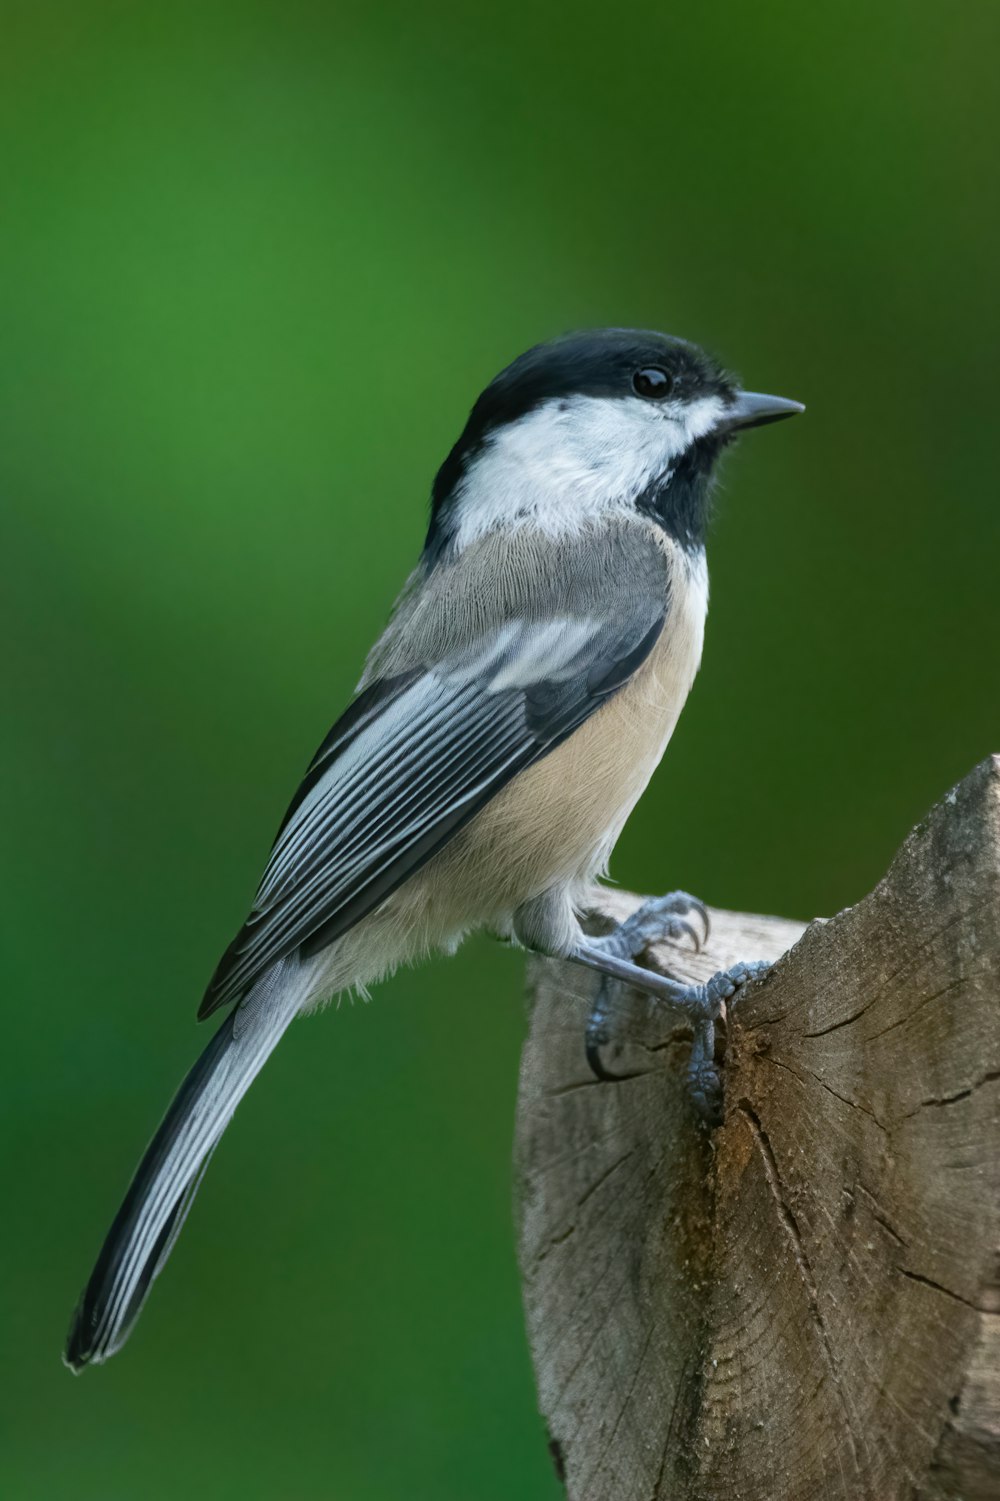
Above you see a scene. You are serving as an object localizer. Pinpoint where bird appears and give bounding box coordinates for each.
[64,327,803,1371]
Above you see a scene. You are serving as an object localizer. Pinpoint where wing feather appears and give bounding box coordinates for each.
[200,608,664,1018]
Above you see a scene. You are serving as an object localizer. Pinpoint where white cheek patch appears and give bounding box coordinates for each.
[448,392,727,550]
[677,394,728,443]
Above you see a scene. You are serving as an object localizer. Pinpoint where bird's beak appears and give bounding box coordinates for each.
[724,390,805,432]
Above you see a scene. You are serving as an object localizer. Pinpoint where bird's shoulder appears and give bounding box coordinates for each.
[360,516,672,684]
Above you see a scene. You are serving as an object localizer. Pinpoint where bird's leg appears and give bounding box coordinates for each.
[569,894,768,1124]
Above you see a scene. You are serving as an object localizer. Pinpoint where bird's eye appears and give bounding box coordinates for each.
[632,366,675,400]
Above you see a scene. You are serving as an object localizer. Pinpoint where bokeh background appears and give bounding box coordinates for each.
[3,2,999,1497]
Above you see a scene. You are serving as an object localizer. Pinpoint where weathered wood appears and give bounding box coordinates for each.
[515,757,1000,1500]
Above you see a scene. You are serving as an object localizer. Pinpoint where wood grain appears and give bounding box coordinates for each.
[515,757,1000,1500]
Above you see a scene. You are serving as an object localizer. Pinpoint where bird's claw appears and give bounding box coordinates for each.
[611,889,711,958]
[583,950,771,1124]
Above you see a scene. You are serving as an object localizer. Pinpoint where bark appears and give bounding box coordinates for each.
[515,757,1000,1500]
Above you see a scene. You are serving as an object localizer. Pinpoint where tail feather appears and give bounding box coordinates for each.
[65,959,301,1371]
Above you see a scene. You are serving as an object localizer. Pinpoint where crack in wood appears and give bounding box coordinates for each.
[535,1223,577,1265]
[548,1255,645,1415]
[898,1266,990,1315]
[901,1069,1000,1119]
[527,1120,637,1181]
[801,902,992,1041]
[548,1076,616,1097]
[575,1149,636,1210]
[757,1051,891,1133]
[863,973,987,1044]
[532,1149,662,1375]
[582,1319,659,1490]
[855,1181,908,1248]
[737,1099,864,1483]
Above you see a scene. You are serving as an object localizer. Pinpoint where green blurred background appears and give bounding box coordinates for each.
[2,2,999,1497]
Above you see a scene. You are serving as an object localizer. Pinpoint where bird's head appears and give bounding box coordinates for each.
[426,328,802,559]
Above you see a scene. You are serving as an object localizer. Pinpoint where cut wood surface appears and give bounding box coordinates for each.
[515,757,1000,1500]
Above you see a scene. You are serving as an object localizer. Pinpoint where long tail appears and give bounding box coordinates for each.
[64,957,304,1371]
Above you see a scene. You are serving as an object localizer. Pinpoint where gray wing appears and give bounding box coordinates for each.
[199,609,660,1020]
[200,610,662,1016]
[201,540,669,1017]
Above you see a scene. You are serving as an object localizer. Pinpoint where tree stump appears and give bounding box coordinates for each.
[515,757,1000,1500]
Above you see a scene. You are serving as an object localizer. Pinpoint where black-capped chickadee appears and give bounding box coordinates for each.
[65,328,802,1370]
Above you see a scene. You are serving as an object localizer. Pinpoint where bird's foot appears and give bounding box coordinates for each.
[599,889,710,959]
[572,904,769,1125]
[683,960,771,1122]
